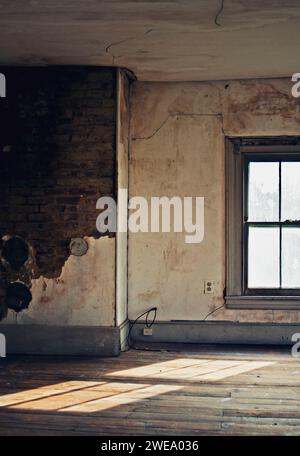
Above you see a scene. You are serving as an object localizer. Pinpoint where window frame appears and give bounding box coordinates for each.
[225,137,300,310]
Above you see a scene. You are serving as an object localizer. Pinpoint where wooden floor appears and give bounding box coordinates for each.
[0,344,300,436]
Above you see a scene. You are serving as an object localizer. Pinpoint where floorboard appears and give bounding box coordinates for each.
[0,344,299,435]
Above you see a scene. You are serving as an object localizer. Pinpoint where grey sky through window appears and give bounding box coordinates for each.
[247,161,300,289]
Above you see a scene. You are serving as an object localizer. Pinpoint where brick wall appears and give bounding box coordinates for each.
[0,66,116,280]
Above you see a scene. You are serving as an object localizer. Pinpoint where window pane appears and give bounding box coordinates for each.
[248,227,280,288]
[281,162,300,221]
[282,227,300,288]
[248,162,279,222]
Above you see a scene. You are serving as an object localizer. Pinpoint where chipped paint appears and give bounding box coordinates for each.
[1,237,115,326]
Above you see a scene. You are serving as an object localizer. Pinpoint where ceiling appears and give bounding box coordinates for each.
[0,0,300,81]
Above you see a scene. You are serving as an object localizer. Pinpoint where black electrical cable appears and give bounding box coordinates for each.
[124,306,157,351]
[145,306,157,328]
[121,303,224,353]
[202,304,224,321]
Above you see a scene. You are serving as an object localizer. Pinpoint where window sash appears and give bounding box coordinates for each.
[244,223,300,295]
[243,155,300,295]
[225,138,300,309]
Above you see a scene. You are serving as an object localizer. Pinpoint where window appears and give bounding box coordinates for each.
[226,138,300,309]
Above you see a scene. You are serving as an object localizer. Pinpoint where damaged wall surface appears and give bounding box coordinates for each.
[129,78,300,324]
[0,67,117,327]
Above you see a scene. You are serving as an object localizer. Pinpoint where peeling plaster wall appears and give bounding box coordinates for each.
[0,67,117,327]
[129,78,300,324]
[4,237,115,326]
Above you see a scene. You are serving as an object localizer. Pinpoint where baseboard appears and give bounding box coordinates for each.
[130,320,299,345]
[2,320,297,355]
[0,324,120,356]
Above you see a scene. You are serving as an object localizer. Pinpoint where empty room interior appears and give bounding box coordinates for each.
[1,0,300,438]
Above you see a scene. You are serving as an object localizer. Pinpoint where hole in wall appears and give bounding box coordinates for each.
[6,282,32,313]
[2,236,29,271]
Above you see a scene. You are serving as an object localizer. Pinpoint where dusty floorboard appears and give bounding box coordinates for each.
[0,344,299,436]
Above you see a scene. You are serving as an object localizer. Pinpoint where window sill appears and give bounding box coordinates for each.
[225,295,300,310]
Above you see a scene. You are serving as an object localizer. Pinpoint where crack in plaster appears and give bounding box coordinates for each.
[106,29,154,64]
[132,112,226,141]
[215,0,224,27]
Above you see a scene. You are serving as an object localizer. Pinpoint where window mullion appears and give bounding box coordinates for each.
[279,161,282,289]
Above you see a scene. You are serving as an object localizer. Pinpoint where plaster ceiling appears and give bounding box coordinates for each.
[0,0,300,81]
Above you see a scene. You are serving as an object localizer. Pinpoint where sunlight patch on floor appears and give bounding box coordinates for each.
[0,358,274,414]
[0,381,104,407]
[106,358,274,381]
[3,382,181,413]
[59,384,182,413]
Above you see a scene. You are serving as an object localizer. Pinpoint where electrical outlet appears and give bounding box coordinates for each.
[204,280,215,294]
[143,328,153,336]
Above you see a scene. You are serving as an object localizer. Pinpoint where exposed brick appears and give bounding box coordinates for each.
[0,66,117,278]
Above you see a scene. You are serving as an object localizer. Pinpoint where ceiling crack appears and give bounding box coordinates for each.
[105,29,154,64]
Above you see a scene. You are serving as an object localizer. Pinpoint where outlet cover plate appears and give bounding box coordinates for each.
[205,280,215,294]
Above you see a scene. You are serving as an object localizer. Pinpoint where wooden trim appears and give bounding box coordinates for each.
[240,144,300,154]
[225,138,243,297]
[226,295,300,310]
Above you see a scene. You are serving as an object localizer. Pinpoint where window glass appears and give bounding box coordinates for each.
[248,162,279,222]
[281,162,300,221]
[282,227,300,288]
[248,226,280,288]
